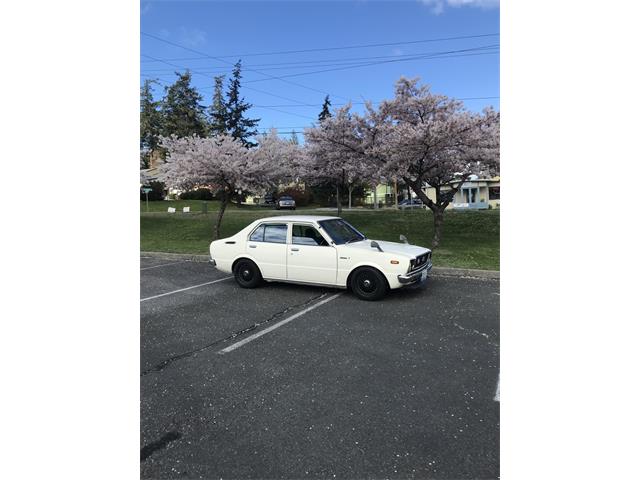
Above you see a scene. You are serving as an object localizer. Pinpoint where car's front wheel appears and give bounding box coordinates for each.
[233,259,263,288]
[350,267,389,301]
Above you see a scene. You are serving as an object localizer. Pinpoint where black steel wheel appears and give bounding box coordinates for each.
[233,259,262,289]
[350,267,389,301]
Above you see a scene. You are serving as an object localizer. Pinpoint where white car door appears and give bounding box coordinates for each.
[287,223,337,285]
[247,222,288,279]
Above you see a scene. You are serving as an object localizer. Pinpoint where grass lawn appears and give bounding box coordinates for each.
[141,206,499,270]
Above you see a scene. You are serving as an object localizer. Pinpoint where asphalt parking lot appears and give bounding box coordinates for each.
[140,256,500,479]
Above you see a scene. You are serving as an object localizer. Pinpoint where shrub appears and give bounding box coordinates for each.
[140,181,166,201]
[279,186,311,206]
[179,188,214,200]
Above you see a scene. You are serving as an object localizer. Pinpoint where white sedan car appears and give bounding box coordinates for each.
[209,215,432,301]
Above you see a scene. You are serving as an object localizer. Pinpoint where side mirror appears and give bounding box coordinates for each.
[370,240,383,252]
[399,235,408,244]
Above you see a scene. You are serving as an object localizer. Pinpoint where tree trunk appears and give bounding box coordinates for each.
[336,184,342,216]
[214,191,229,240]
[394,178,399,209]
[431,206,445,249]
[348,185,352,209]
[402,176,446,249]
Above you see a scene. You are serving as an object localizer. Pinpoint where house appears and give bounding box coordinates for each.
[427,176,500,210]
[363,176,500,209]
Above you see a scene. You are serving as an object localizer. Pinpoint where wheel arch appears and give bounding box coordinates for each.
[346,264,390,291]
[232,255,263,276]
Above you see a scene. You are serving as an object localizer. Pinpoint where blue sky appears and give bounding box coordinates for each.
[141,0,499,137]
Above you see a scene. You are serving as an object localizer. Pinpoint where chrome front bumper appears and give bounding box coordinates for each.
[397,261,433,285]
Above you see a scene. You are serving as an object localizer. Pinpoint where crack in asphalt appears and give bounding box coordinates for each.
[141,292,330,376]
[452,322,499,348]
[140,431,182,461]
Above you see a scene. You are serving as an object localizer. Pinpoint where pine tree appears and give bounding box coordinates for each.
[318,95,332,122]
[161,71,208,138]
[225,61,260,147]
[209,75,227,136]
[140,79,163,168]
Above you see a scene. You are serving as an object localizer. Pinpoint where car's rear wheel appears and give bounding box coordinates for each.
[350,267,389,301]
[233,259,262,288]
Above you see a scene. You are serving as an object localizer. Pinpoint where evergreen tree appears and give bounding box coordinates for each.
[225,61,260,147]
[140,79,163,169]
[318,95,332,122]
[161,71,208,138]
[209,75,227,136]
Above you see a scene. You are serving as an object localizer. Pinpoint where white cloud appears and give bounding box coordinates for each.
[178,27,206,48]
[420,0,499,15]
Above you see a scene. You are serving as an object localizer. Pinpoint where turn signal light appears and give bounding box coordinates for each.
[390,260,400,264]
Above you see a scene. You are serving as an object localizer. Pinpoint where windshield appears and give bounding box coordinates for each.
[318,219,366,245]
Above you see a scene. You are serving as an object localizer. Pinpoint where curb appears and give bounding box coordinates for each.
[140,251,211,263]
[140,251,500,280]
[430,267,499,280]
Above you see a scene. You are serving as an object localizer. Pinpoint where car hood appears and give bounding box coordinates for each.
[342,239,430,258]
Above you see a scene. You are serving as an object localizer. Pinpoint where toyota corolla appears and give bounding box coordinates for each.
[209,215,432,300]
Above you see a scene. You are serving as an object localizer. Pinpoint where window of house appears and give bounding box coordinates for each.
[489,187,500,200]
[292,224,329,246]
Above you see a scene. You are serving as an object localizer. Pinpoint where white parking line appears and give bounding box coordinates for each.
[218,292,343,354]
[140,277,233,302]
[140,262,184,271]
[494,374,500,401]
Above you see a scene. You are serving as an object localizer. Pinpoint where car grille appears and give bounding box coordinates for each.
[410,252,431,272]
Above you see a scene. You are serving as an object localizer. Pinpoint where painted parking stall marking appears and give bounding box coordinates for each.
[218,292,343,354]
[140,277,233,302]
[140,261,185,271]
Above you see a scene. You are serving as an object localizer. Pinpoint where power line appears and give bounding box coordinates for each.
[244,48,499,84]
[140,32,499,62]
[140,65,316,121]
[140,45,498,73]
[141,50,497,78]
[140,54,317,120]
[141,31,349,101]
[252,97,500,108]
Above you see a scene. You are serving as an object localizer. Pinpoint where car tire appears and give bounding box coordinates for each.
[350,267,389,301]
[233,259,263,289]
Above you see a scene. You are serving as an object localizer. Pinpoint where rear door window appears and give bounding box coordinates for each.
[263,224,288,244]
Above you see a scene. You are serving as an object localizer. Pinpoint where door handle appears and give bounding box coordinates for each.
[290,248,299,251]
[249,244,257,248]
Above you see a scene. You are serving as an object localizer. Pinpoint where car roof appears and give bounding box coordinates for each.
[254,215,340,223]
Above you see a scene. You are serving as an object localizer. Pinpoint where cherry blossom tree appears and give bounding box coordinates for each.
[304,106,381,215]
[369,77,500,247]
[304,77,499,248]
[253,129,305,186]
[159,131,302,239]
